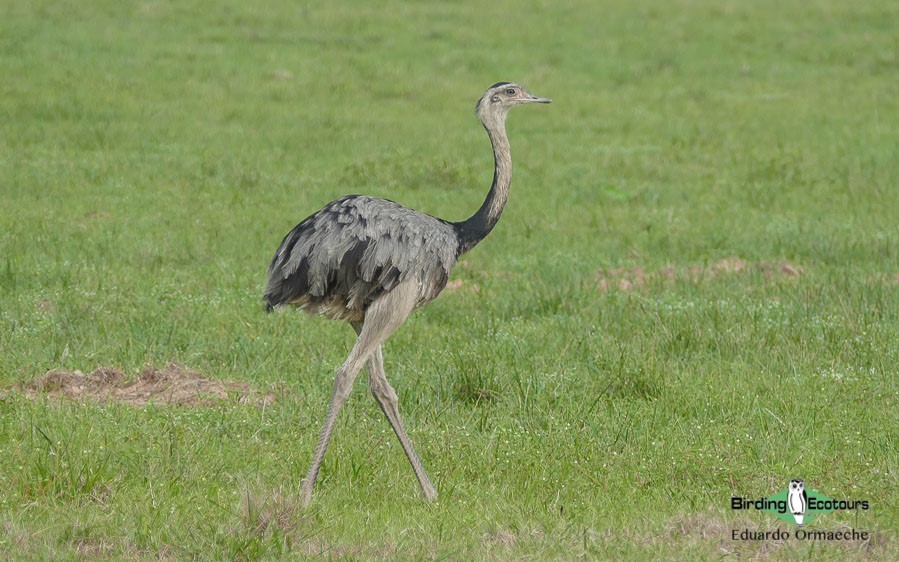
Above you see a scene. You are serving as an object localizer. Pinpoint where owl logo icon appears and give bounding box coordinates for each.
[788,479,808,525]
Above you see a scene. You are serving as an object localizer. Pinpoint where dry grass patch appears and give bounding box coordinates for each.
[596,257,804,292]
[13,363,274,407]
[444,278,481,293]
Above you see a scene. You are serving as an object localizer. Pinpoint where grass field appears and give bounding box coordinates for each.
[1,0,897,559]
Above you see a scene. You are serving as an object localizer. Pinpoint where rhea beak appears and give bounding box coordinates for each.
[525,94,552,104]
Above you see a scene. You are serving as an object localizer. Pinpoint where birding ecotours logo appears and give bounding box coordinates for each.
[730,480,872,542]
[731,479,869,526]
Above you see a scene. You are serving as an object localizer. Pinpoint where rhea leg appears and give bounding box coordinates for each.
[299,347,364,506]
[300,280,419,506]
[365,344,437,501]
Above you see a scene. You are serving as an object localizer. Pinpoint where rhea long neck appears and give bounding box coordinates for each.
[454,110,512,255]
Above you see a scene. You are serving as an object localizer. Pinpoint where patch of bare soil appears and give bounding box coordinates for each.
[16,363,273,407]
[596,257,804,292]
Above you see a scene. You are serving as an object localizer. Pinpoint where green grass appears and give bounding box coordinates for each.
[1,0,897,559]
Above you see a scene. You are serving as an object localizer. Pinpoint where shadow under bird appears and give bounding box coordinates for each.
[264,82,551,505]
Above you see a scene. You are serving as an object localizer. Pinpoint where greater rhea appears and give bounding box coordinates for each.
[264,82,550,505]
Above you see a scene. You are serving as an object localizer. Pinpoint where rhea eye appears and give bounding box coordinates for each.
[505,88,516,95]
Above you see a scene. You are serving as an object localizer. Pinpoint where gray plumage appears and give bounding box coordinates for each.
[265,195,459,322]
[264,82,550,506]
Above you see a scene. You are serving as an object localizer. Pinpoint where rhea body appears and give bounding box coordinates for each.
[264,82,550,505]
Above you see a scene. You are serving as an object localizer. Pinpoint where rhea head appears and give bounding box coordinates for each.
[476,82,552,126]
